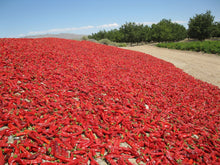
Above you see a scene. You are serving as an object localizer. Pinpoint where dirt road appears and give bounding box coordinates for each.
[123,45,220,88]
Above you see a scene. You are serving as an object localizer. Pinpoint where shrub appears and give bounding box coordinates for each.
[156,41,220,55]
[82,36,89,40]
[98,39,127,47]
[116,43,127,47]
[99,39,112,45]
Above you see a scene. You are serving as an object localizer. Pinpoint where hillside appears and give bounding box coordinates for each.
[23,33,87,40]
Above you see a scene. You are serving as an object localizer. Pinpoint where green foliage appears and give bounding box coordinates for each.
[81,36,89,40]
[115,42,127,47]
[88,11,219,44]
[188,11,214,41]
[211,22,220,37]
[98,39,127,47]
[88,30,108,41]
[98,39,112,45]
[151,19,187,42]
[156,41,220,55]
[89,20,186,44]
[119,22,149,44]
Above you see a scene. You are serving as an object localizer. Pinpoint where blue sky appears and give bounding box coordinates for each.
[0,0,220,38]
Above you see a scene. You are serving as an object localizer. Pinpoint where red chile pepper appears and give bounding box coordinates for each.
[2,148,13,155]
[0,121,9,126]
[0,139,8,147]
[165,150,176,164]
[54,154,74,163]
[100,148,105,156]
[28,131,44,145]
[105,134,109,141]
[77,140,92,150]
[8,157,26,165]
[150,152,164,156]
[23,155,42,164]
[72,150,87,155]
[60,130,84,137]
[13,119,23,129]
[42,155,55,161]
[117,157,127,165]
[46,116,56,123]
[92,128,104,137]
[0,149,4,165]
[100,113,108,123]
[0,130,6,139]
[60,138,73,150]
[52,140,59,156]
[105,155,118,165]
[126,140,137,149]
[53,138,69,150]
[40,136,50,144]
[102,129,111,135]
[41,163,58,165]
[19,145,31,156]
[88,151,98,165]
[52,140,69,161]
[20,153,40,160]
[84,131,95,141]
[8,123,20,131]
[15,130,30,137]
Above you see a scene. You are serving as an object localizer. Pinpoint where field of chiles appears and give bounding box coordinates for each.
[0,38,219,165]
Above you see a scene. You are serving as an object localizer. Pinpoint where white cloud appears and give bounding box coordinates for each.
[21,23,119,36]
[173,20,187,24]
[17,21,188,37]
[17,34,26,37]
[27,25,95,35]
[96,23,119,29]
[141,21,157,25]
[139,20,187,26]
[215,18,220,22]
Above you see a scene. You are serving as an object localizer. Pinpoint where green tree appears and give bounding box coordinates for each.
[88,20,186,43]
[106,29,123,42]
[171,22,187,41]
[119,22,137,44]
[188,11,214,41]
[88,30,107,41]
[151,19,186,42]
[135,24,148,44]
[112,29,124,42]
[151,23,161,42]
[144,25,151,42]
[211,22,220,37]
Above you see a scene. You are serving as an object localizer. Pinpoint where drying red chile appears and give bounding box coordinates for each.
[0,38,219,164]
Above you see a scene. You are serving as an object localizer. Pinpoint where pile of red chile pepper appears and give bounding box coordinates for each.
[0,38,219,164]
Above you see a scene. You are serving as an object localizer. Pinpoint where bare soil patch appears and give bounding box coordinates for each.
[123,45,220,88]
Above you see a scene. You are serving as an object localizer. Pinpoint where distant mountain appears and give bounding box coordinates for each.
[23,33,87,40]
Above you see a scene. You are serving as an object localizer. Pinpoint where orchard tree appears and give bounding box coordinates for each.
[211,22,220,37]
[171,22,187,41]
[89,20,187,43]
[151,19,186,42]
[188,11,214,41]
[119,22,137,44]
[88,30,108,41]
[135,24,150,43]
[144,25,151,42]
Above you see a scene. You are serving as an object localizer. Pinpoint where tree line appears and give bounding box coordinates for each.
[88,19,187,44]
[88,11,220,44]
